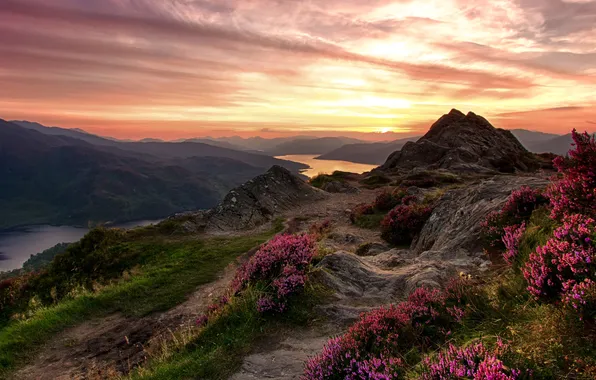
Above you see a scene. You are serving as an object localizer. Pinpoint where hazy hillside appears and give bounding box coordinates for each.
[11,120,306,172]
[509,129,560,147]
[316,136,420,164]
[0,120,276,229]
[526,133,574,155]
[265,137,366,156]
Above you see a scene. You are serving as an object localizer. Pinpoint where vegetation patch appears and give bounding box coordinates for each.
[309,171,354,189]
[359,174,392,189]
[0,221,283,377]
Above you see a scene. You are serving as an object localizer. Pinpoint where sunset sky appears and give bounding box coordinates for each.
[1,0,595,140]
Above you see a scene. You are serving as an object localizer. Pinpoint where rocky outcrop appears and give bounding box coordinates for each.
[205,166,327,232]
[413,175,548,256]
[381,109,540,173]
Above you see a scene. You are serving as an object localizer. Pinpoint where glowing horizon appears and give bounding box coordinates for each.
[1,0,595,140]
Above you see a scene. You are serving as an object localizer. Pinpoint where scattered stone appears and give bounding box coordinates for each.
[320,181,359,194]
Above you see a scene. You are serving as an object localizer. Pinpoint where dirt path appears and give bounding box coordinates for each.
[12,186,381,380]
[12,263,238,380]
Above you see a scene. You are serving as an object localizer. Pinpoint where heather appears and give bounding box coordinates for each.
[231,233,316,313]
[381,204,433,245]
[547,130,596,219]
[303,285,470,379]
[481,186,548,248]
[419,341,521,379]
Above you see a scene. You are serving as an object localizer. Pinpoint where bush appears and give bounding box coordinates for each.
[309,219,332,240]
[0,273,36,317]
[481,186,549,248]
[303,286,469,379]
[230,234,315,313]
[420,340,521,379]
[547,130,596,219]
[502,223,526,265]
[523,214,596,320]
[360,174,392,188]
[350,203,375,224]
[373,191,402,212]
[381,204,433,245]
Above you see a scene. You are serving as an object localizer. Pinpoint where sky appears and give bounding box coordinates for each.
[1,0,595,141]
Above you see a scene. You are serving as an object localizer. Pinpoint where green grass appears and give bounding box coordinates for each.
[309,171,353,189]
[353,212,386,229]
[131,283,329,380]
[0,222,283,377]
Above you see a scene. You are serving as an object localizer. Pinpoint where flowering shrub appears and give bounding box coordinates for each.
[304,286,467,379]
[502,222,526,265]
[481,186,548,247]
[373,191,402,212]
[562,279,596,321]
[381,204,433,245]
[350,203,375,223]
[420,340,521,379]
[523,214,596,319]
[547,130,596,219]
[231,234,315,313]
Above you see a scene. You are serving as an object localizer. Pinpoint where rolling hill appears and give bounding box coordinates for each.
[0,120,303,229]
[316,136,420,164]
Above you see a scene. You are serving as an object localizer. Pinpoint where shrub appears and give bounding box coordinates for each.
[547,130,596,219]
[502,222,526,265]
[350,203,375,224]
[360,174,392,188]
[381,204,433,245]
[523,214,596,320]
[420,340,521,379]
[231,234,315,313]
[0,273,36,316]
[373,191,401,212]
[481,186,549,248]
[303,286,468,379]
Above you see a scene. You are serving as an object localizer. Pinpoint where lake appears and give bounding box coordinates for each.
[0,220,161,272]
[275,155,377,178]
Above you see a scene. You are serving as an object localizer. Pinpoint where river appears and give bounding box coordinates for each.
[0,220,161,272]
[275,155,377,178]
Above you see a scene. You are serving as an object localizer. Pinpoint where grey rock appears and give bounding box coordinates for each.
[413,175,549,257]
[205,166,327,232]
[381,109,541,173]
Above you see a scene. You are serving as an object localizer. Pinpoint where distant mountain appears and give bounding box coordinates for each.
[509,129,561,148]
[525,133,574,156]
[266,137,366,156]
[316,136,420,164]
[10,120,306,172]
[139,138,164,143]
[212,136,317,152]
[0,119,306,230]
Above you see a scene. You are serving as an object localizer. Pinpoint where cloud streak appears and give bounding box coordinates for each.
[0,0,595,138]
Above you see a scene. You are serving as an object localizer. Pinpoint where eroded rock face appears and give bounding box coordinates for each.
[206,165,327,232]
[413,175,549,256]
[381,109,540,173]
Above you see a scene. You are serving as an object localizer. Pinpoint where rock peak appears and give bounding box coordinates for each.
[381,110,539,173]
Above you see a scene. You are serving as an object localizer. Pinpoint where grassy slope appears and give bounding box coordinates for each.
[404,209,596,378]
[132,284,326,380]
[0,222,283,377]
